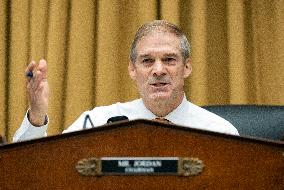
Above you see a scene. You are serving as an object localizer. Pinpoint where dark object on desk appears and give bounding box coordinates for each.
[203,105,284,141]
[107,116,129,123]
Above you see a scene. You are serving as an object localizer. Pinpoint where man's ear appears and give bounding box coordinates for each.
[128,62,137,80]
[183,58,192,78]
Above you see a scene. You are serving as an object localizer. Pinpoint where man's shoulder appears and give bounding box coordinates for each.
[185,101,222,119]
[88,98,142,115]
[90,99,142,110]
[183,101,239,135]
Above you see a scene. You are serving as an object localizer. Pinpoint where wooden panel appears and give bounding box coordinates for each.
[0,120,283,189]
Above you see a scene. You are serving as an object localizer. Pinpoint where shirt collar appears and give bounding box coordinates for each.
[164,95,187,123]
[140,95,188,122]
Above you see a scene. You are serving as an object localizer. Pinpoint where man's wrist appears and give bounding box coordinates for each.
[27,109,48,127]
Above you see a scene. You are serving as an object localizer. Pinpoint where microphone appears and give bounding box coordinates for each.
[107,116,129,123]
[82,114,95,129]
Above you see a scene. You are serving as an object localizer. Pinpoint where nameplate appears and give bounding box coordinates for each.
[76,157,204,177]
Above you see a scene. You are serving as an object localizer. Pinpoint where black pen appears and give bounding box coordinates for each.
[26,71,33,78]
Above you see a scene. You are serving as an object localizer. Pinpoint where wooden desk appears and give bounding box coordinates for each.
[0,120,283,189]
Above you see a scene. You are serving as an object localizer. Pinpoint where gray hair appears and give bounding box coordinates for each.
[130,20,191,63]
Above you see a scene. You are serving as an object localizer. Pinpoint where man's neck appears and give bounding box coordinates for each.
[143,94,184,117]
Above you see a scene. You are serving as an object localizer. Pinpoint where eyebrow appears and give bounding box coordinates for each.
[163,53,179,58]
[138,53,179,59]
[138,54,152,59]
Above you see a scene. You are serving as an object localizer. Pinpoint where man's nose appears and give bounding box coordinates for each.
[152,61,166,76]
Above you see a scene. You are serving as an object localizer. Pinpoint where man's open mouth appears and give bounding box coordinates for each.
[150,82,169,87]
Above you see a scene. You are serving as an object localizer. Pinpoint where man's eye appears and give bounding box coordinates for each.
[142,58,153,63]
[164,57,176,64]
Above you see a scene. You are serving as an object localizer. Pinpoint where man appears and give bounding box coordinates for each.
[13,20,238,142]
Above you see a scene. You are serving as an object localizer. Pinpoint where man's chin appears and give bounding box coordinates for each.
[149,92,171,101]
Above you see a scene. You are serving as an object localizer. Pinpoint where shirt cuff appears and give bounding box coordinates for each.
[13,110,48,142]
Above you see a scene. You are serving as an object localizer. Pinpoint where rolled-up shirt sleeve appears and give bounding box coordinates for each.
[13,110,48,142]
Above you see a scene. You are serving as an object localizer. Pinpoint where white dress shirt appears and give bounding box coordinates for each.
[13,96,239,142]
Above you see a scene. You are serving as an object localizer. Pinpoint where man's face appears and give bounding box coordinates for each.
[128,32,192,104]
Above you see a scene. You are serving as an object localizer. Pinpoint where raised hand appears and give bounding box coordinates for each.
[25,59,49,126]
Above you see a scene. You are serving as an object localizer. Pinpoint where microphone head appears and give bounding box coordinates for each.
[107,116,129,123]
